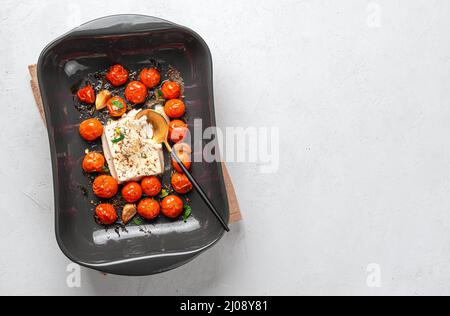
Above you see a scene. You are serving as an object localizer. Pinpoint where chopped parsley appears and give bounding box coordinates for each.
[159,189,169,198]
[112,127,125,143]
[111,99,124,109]
[133,217,143,225]
[111,134,125,143]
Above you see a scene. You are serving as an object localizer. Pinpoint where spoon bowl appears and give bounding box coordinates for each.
[136,109,170,149]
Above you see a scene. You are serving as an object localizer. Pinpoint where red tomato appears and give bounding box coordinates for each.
[79,118,103,141]
[93,175,118,199]
[77,85,95,104]
[125,81,147,104]
[161,195,184,218]
[171,173,193,194]
[121,182,142,203]
[95,204,118,225]
[139,68,161,88]
[106,96,127,117]
[82,152,105,173]
[137,199,160,220]
[141,176,162,197]
[164,99,186,118]
[172,152,191,173]
[106,64,129,86]
[161,81,181,99]
[172,143,192,172]
[168,120,189,143]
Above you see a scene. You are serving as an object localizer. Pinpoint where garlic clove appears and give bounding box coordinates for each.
[122,204,137,224]
[96,90,112,110]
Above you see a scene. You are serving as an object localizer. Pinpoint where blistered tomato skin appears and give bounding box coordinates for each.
[93,175,118,199]
[168,120,189,143]
[171,173,193,194]
[106,96,127,117]
[106,64,129,87]
[79,118,103,141]
[95,204,118,225]
[77,85,95,104]
[141,176,162,197]
[137,199,161,220]
[125,81,147,104]
[161,195,184,218]
[164,99,186,118]
[121,182,143,203]
[139,68,161,88]
[82,152,105,173]
[161,81,181,99]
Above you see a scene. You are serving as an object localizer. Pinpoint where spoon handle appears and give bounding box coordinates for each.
[171,150,230,232]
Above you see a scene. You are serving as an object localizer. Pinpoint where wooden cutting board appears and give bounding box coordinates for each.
[28,64,242,223]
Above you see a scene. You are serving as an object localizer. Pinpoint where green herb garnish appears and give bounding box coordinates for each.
[133,217,143,225]
[111,134,125,143]
[157,89,163,97]
[111,100,124,109]
[159,189,169,198]
[100,166,110,173]
[183,205,192,222]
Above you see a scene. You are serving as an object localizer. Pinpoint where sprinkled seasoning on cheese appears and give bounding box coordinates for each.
[103,110,163,183]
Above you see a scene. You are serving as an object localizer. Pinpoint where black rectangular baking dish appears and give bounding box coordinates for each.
[37,15,229,276]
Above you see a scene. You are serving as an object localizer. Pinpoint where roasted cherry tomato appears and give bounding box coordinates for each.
[137,198,160,220]
[121,182,143,203]
[82,152,105,173]
[172,152,191,173]
[164,99,186,119]
[106,96,127,117]
[161,195,184,218]
[77,85,95,104]
[139,68,161,88]
[161,81,181,99]
[106,64,128,87]
[172,143,192,173]
[169,120,189,143]
[141,176,162,197]
[125,81,147,104]
[95,204,118,225]
[79,118,103,141]
[171,173,193,194]
[93,175,118,199]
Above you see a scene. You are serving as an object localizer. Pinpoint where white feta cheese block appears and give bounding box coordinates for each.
[101,109,164,184]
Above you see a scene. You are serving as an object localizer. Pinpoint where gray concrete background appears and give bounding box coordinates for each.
[1,0,450,295]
